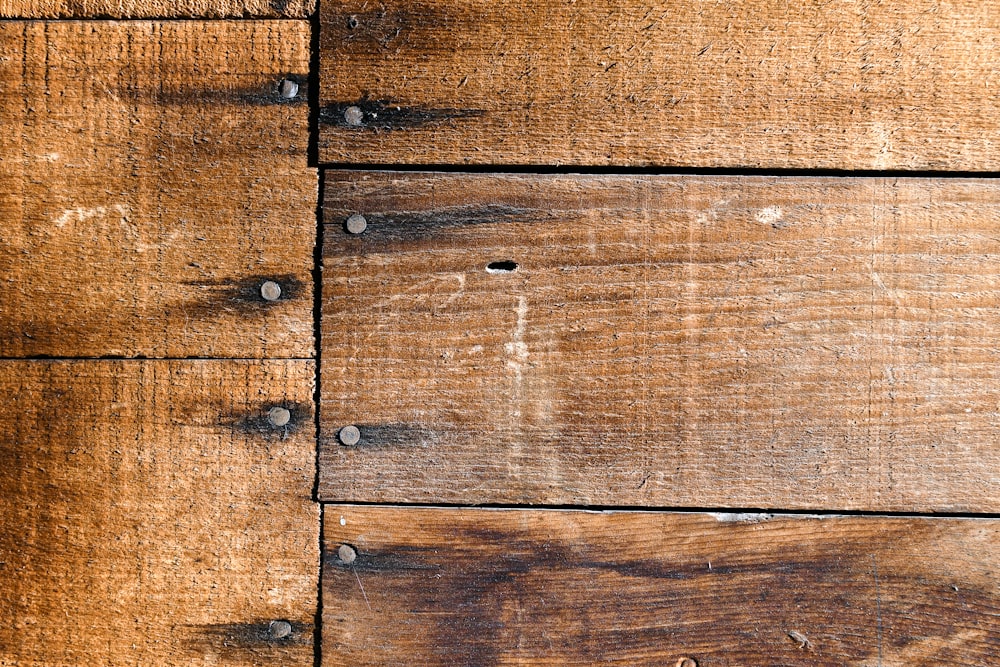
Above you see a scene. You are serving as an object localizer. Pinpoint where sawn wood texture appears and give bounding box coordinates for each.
[0,21,314,358]
[323,506,1000,666]
[319,0,1000,169]
[321,172,1000,512]
[0,0,312,18]
[0,360,317,666]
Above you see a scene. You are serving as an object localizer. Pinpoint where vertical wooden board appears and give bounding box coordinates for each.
[323,506,1000,667]
[0,21,314,358]
[0,0,314,18]
[0,360,317,666]
[319,0,1000,169]
[321,172,1000,512]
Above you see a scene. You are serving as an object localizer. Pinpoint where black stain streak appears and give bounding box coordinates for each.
[324,204,543,252]
[119,75,310,107]
[319,99,484,131]
[179,275,306,318]
[328,423,440,449]
[192,620,311,655]
[323,544,442,574]
[223,401,312,437]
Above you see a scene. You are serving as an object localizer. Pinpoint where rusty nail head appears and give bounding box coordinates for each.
[260,280,282,301]
[344,105,364,126]
[268,620,293,639]
[279,79,299,99]
[676,659,697,667]
[268,406,291,427]
[345,214,367,235]
[339,543,357,564]
[338,424,361,446]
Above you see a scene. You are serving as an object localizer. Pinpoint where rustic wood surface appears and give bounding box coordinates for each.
[319,0,1000,169]
[0,0,312,18]
[321,172,1000,512]
[0,21,314,358]
[0,360,317,666]
[323,506,1000,667]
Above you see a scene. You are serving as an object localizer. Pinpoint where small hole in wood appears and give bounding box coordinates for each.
[486,261,518,274]
[347,15,359,29]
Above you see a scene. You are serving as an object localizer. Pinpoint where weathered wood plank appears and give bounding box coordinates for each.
[0,21,314,358]
[323,506,1000,667]
[321,172,1000,512]
[0,360,317,666]
[319,0,1000,169]
[0,0,312,18]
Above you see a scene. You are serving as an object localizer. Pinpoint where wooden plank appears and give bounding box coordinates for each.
[0,360,317,666]
[323,506,1000,667]
[321,172,1000,512]
[319,0,1000,169]
[0,21,314,358]
[0,0,313,18]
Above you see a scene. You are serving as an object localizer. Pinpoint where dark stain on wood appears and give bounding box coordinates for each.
[223,400,314,437]
[192,620,313,654]
[181,275,306,315]
[324,204,542,249]
[138,75,310,107]
[322,423,440,450]
[318,99,484,131]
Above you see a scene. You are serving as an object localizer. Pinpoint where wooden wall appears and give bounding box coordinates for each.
[4,1,1000,665]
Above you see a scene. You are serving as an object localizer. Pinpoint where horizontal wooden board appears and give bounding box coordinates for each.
[320,0,1000,169]
[0,21,314,358]
[323,506,1000,666]
[321,172,1000,512]
[0,0,312,18]
[0,360,317,666]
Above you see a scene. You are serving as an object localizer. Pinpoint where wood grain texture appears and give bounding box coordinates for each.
[0,360,317,666]
[0,0,312,18]
[323,506,1000,667]
[319,0,1000,168]
[0,21,314,358]
[321,172,1000,512]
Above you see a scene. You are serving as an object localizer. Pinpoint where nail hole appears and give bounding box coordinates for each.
[347,15,359,29]
[486,260,518,274]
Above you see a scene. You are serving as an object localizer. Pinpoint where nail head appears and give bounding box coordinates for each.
[268,406,291,427]
[338,424,361,446]
[676,659,697,667]
[338,543,357,564]
[279,79,299,99]
[345,214,368,235]
[268,620,293,640]
[344,105,364,126]
[260,280,282,301]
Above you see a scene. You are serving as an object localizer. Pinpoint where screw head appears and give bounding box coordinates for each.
[268,406,291,427]
[344,105,364,126]
[338,544,357,564]
[260,280,282,301]
[268,619,293,640]
[345,214,368,235]
[338,424,361,446]
[279,79,299,99]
